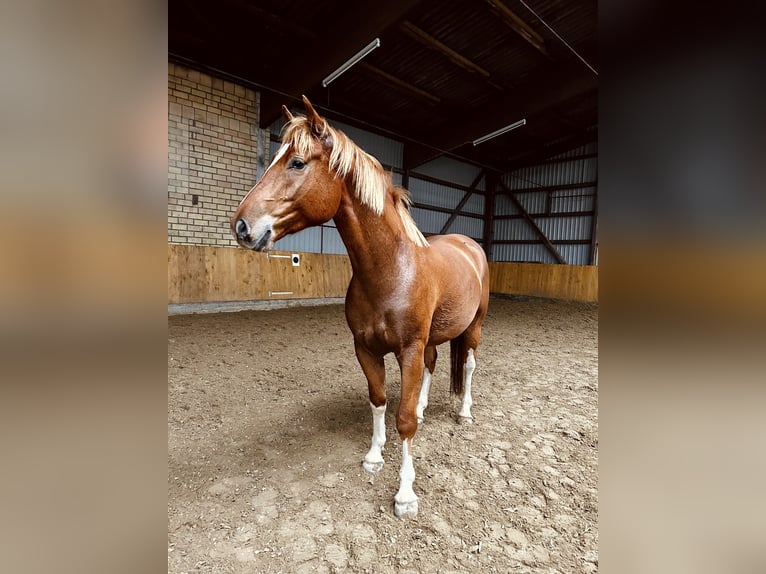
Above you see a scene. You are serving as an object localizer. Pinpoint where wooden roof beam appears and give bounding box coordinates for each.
[400,21,504,91]
[485,0,549,57]
[258,0,426,127]
[357,62,441,105]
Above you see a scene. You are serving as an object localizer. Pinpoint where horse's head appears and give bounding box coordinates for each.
[231,96,343,251]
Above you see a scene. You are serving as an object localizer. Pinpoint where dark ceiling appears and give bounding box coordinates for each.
[169,0,597,174]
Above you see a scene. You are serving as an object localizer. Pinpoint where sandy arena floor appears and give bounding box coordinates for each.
[168,297,598,573]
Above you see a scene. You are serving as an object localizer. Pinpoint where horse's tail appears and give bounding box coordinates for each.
[450,335,467,395]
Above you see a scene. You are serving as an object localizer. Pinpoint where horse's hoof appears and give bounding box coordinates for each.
[458,415,474,425]
[362,459,384,474]
[394,498,419,518]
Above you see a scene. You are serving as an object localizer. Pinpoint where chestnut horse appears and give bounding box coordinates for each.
[231,96,489,517]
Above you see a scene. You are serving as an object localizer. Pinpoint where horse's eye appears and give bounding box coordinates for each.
[288,158,306,170]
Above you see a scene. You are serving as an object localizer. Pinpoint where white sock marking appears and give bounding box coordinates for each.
[394,438,418,516]
[363,402,386,473]
[459,349,476,419]
[416,368,432,423]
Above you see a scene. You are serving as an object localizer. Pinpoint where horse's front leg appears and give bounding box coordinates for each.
[394,342,425,518]
[355,343,387,474]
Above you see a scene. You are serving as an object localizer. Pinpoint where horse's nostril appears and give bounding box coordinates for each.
[235,218,249,239]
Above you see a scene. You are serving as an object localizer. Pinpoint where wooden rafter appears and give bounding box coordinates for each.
[484,0,548,57]
[400,21,504,91]
[257,0,425,127]
[357,62,441,105]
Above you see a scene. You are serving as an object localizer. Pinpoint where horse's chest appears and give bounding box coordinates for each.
[347,299,420,351]
[347,281,424,352]
[351,313,401,352]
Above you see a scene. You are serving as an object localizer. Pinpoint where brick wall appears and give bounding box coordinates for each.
[168,63,266,245]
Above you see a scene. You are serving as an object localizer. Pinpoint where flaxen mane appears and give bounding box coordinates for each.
[282,117,429,248]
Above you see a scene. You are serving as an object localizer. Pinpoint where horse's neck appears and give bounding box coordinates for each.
[333,185,413,284]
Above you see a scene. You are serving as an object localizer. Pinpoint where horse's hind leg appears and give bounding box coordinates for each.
[416,345,437,424]
[458,318,484,424]
[355,343,387,474]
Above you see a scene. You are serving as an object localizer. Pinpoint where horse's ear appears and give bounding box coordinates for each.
[281,105,294,122]
[302,95,327,137]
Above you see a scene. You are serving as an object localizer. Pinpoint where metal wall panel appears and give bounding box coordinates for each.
[551,188,596,213]
[495,141,598,265]
[557,244,591,266]
[514,191,547,213]
[538,216,593,241]
[273,226,322,252]
[320,226,347,255]
[409,177,484,214]
[493,218,538,241]
[448,215,483,239]
[492,242,557,263]
[494,194,519,216]
[503,157,597,190]
[411,157,486,191]
[491,240,591,265]
[411,207,449,235]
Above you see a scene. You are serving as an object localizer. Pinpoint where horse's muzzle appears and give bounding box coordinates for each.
[234,218,250,242]
[233,217,273,251]
[253,229,271,251]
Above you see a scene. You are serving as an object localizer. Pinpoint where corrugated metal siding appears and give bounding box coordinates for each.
[503,156,597,189]
[494,219,538,241]
[551,187,596,213]
[411,157,486,191]
[537,216,593,241]
[320,226,347,255]
[495,195,519,216]
[273,226,322,252]
[557,244,590,266]
[411,207,449,235]
[494,143,597,265]
[448,216,483,239]
[409,177,484,214]
[492,243,557,264]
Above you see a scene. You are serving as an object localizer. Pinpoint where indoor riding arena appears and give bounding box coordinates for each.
[168,1,597,572]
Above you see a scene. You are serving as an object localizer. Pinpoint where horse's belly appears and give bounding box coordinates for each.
[428,300,479,346]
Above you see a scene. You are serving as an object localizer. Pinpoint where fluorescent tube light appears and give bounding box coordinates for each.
[472,119,527,146]
[322,38,381,87]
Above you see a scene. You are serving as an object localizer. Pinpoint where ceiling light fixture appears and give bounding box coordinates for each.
[322,38,381,88]
[472,119,527,146]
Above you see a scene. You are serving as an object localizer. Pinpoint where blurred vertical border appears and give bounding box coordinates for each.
[0,1,167,573]
[600,1,766,573]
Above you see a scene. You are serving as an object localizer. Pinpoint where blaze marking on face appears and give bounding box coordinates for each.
[237,145,290,208]
[265,144,289,175]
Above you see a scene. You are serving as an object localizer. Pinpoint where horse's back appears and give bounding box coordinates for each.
[427,234,489,282]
